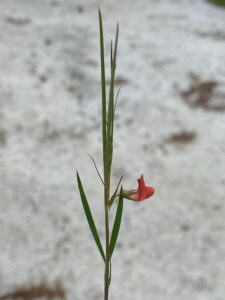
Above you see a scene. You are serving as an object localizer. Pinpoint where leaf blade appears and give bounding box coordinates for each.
[106,24,119,181]
[98,9,107,180]
[77,172,105,261]
[109,187,123,258]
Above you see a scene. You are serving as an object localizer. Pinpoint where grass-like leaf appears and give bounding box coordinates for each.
[98,9,107,180]
[77,172,105,261]
[109,187,123,258]
[106,24,119,181]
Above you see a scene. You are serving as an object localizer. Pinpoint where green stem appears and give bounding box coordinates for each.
[104,182,110,300]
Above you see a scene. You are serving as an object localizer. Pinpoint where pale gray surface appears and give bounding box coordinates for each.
[0,0,225,299]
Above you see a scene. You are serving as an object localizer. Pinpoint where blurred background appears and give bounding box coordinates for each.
[0,0,225,299]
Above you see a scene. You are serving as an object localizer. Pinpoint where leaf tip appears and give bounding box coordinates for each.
[76,170,80,180]
[116,22,119,35]
[98,7,102,18]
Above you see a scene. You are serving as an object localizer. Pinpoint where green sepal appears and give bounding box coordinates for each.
[77,172,105,261]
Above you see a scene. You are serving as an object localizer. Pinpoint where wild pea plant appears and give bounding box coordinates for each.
[76,10,155,300]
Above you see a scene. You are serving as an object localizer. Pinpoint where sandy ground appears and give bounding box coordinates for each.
[0,0,225,299]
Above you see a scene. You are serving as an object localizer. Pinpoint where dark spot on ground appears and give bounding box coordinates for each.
[4,16,31,26]
[115,76,129,85]
[69,70,85,81]
[39,74,48,83]
[166,131,196,145]
[66,85,76,94]
[77,5,84,13]
[107,75,129,86]
[51,0,59,7]
[44,38,53,46]
[0,282,65,300]
[195,30,225,41]
[212,204,221,211]
[124,117,133,126]
[178,73,225,112]
[180,224,190,232]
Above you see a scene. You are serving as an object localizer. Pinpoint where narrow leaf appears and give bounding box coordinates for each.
[108,176,123,209]
[106,24,119,179]
[98,9,107,180]
[77,172,105,261]
[109,187,123,258]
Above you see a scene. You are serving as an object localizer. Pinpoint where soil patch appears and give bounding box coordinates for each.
[166,131,196,145]
[178,73,225,112]
[0,283,65,300]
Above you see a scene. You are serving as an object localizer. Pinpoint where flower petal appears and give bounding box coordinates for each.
[135,175,155,201]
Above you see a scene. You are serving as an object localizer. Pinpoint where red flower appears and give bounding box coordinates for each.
[123,175,155,201]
